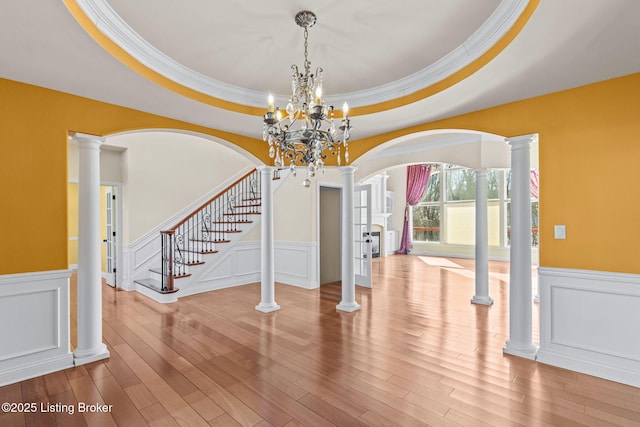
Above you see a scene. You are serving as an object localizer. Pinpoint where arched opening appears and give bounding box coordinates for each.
[352,129,540,358]
[68,128,265,360]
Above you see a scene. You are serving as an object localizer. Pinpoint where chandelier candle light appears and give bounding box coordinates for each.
[263,10,352,187]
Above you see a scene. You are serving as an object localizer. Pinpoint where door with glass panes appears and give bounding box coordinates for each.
[354,184,372,287]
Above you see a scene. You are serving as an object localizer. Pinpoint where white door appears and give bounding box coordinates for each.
[354,184,372,287]
[105,187,116,287]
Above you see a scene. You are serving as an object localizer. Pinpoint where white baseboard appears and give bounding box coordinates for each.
[537,267,640,388]
[0,270,74,386]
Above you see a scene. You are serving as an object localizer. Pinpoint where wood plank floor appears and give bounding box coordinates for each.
[2,255,640,426]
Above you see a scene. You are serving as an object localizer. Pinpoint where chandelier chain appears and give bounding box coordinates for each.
[303,27,310,77]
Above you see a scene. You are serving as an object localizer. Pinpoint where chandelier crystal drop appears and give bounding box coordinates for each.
[263,10,352,185]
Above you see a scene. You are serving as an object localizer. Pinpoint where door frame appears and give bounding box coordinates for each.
[316,182,343,288]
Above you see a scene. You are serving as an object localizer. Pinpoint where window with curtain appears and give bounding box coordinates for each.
[397,164,432,254]
[412,165,539,248]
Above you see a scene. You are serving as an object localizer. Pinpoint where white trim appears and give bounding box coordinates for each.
[73,0,530,108]
[537,267,640,388]
[0,270,74,386]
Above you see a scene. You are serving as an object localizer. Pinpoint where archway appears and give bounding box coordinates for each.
[69,128,265,364]
[353,129,539,359]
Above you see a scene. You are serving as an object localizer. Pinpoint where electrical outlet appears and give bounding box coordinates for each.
[554,225,566,239]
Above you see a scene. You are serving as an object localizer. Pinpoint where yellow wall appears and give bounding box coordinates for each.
[66,184,109,271]
[2,73,640,276]
[351,72,640,274]
[67,183,79,266]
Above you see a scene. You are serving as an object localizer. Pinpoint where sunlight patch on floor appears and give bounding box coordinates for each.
[418,256,464,268]
[442,267,475,279]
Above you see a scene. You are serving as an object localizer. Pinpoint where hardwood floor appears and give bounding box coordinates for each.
[2,255,639,426]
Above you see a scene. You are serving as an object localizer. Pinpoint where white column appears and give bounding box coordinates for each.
[503,134,538,359]
[472,169,493,306]
[72,132,110,365]
[337,166,361,312]
[256,166,280,313]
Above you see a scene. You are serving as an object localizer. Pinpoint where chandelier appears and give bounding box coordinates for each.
[263,10,352,187]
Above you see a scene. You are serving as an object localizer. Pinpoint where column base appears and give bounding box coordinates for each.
[336,301,361,312]
[255,302,281,313]
[73,343,110,366]
[503,340,538,360]
[471,295,494,306]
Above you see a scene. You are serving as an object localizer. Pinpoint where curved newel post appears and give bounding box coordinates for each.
[160,230,176,292]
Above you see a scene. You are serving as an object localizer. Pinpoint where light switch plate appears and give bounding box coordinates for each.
[554,225,566,239]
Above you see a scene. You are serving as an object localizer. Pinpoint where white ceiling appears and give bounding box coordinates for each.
[1,0,639,144]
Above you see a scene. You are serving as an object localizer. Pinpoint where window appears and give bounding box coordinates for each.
[446,168,476,201]
[412,170,441,242]
[412,165,538,248]
[505,170,539,247]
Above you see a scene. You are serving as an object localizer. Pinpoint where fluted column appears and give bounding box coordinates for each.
[503,134,538,359]
[337,166,361,312]
[72,132,110,365]
[256,166,280,313]
[472,169,493,305]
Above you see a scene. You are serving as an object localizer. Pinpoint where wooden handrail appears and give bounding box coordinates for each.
[164,168,257,233]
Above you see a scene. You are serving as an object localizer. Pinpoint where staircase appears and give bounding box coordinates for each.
[134,169,263,296]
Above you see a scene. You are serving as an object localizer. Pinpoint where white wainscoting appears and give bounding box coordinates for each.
[275,241,318,289]
[179,242,261,297]
[537,267,640,388]
[178,241,318,298]
[0,270,74,386]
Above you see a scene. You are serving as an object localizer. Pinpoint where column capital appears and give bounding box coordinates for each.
[506,133,537,149]
[70,132,105,146]
[338,165,356,176]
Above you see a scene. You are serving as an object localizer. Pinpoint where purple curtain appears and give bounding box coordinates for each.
[397,164,432,254]
[530,170,539,199]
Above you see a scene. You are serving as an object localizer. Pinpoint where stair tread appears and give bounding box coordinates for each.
[134,278,179,294]
[149,268,192,279]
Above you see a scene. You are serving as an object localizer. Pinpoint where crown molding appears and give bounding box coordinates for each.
[70,0,532,112]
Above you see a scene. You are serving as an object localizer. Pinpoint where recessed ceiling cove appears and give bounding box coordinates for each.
[68,0,532,112]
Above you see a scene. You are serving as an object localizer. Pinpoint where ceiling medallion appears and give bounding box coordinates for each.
[263,10,351,187]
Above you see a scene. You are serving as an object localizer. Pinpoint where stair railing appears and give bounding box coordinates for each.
[160,169,261,292]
